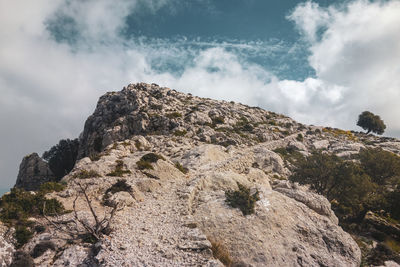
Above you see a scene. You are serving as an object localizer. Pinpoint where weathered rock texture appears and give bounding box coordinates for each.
[0,222,15,267]
[14,153,54,191]
[12,83,400,266]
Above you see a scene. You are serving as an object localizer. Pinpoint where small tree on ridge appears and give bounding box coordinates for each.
[357,111,386,135]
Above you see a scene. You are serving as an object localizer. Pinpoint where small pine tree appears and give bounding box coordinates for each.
[42,139,79,180]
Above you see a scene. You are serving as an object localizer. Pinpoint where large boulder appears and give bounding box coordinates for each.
[189,174,361,267]
[193,188,361,267]
[14,153,55,191]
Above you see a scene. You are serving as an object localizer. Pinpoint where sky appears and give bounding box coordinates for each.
[1,0,400,189]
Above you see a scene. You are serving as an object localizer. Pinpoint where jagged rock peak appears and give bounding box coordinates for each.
[78,82,301,158]
[14,153,54,191]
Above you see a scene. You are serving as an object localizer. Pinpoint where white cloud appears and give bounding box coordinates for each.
[287,0,400,133]
[1,0,400,189]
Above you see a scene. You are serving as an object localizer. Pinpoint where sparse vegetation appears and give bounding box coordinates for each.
[134,140,142,151]
[107,160,131,177]
[73,169,101,179]
[0,188,65,226]
[166,112,182,119]
[10,251,34,267]
[173,130,187,137]
[103,179,133,206]
[290,151,375,220]
[39,182,66,193]
[358,148,400,185]
[212,116,225,125]
[273,147,304,166]
[296,133,303,142]
[322,127,356,141]
[234,117,253,132]
[89,153,101,161]
[209,238,233,266]
[14,226,33,248]
[136,160,153,170]
[175,162,188,174]
[31,241,56,258]
[105,179,132,195]
[225,183,260,216]
[136,153,165,170]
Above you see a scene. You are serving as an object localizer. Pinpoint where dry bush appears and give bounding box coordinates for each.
[209,238,233,266]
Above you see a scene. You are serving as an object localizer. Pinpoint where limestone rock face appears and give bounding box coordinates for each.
[187,170,360,267]
[273,180,339,225]
[77,83,303,158]
[16,83,400,266]
[14,153,54,191]
[0,222,15,267]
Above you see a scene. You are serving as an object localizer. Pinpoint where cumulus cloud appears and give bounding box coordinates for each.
[286,0,400,133]
[1,0,400,188]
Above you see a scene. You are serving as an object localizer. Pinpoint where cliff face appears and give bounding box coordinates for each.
[77,83,300,159]
[8,83,400,266]
[14,153,54,191]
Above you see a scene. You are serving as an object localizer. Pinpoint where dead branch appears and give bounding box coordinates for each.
[42,181,120,243]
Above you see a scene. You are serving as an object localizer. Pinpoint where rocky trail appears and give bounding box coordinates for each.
[96,178,218,267]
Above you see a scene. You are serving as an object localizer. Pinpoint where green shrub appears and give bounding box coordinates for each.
[234,118,253,132]
[225,183,260,216]
[14,226,33,248]
[0,188,65,223]
[103,179,132,206]
[136,160,154,170]
[175,162,189,174]
[81,233,98,244]
[134,140,142,151]
[43,198,65,215]
[105,179,132,195]
[212,117,225,125]
[42,138,79,180]
[285,122,293,128]
[296,133,303,142]
[273,147,304,165]
[166,112,182,119]
[136,153,165,170]
[173,130,187,137]
[107,160,131,177]
[34,224,45,233]
[10,251,34,267]
[281,130,290,136]
[387,189,400,220]
[89,153,101,161]
[93,136,103,153]
[290,151,375,220]
[31,241,56,258]
[358,148,400,185]
[141,153,165,162]
[73,169,101,179]
[39,182,66,193]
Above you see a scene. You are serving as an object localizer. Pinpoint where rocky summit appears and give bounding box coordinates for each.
[3,83,400,266]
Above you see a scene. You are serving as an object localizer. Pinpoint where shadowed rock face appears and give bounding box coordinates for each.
[15,153,54,191]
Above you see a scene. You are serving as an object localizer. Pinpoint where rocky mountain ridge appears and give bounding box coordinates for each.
[3,83,400,266]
